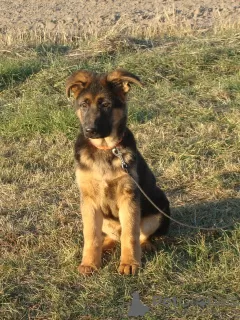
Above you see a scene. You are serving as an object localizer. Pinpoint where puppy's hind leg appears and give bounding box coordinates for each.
[140,194,170,251]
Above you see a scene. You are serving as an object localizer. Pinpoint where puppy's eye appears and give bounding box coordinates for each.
[98,99,111,108]
[79,101,89,108]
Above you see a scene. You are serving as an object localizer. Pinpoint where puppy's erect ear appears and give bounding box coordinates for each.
[66,70,93,98]
[107,69,143,94]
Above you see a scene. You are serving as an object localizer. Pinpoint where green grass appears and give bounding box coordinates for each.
[1,30,240,319]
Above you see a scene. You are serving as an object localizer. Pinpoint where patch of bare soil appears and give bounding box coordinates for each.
[0,0,240,37]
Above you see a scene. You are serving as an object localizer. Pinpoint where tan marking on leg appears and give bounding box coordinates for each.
[118,187,141,275]
[78,196,103,275]
[140,214,161,242]
[139,214,162,252]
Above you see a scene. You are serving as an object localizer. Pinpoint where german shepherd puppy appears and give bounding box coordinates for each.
[66,69,170,275]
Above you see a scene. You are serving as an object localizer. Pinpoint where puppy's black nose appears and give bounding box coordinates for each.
[86,127,97,134]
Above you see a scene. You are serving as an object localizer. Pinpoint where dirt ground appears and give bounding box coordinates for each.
[0,0,240,35]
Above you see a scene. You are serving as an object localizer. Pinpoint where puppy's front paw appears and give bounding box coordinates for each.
[78,264,98,276]
[118,262,140,275]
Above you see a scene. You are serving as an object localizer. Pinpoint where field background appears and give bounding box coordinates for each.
[1,1,240,319]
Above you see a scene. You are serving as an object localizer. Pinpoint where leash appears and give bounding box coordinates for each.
[112,147,236,231]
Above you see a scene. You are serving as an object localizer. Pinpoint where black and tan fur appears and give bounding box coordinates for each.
[66,69,170,275]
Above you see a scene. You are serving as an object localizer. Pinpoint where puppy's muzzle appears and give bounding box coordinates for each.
[85,125,106,139]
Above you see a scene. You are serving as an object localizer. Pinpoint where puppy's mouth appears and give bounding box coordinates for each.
[84,132,103,139]
[84,129,108,139]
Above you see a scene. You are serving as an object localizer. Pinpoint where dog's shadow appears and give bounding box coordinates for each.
[140,197,240,267]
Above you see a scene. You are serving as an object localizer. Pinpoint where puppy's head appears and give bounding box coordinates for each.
[66,69,142,139]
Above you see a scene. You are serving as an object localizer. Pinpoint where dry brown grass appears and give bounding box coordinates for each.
[1,9,240,48]
[1,20,240,319]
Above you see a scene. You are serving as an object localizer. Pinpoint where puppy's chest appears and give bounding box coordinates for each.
[85,174,122,218]
[79,145,134,174]
[98,178,119,217]
[76,165,124,218]
[77,147,136,217]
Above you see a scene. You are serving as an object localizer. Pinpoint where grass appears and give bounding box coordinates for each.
[1,26,240,319]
